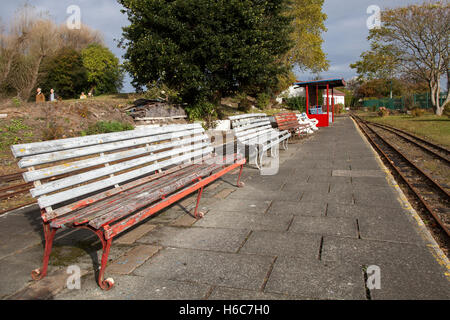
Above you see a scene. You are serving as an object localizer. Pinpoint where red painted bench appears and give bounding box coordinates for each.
[274,112,310,138]
[11,123,245,290]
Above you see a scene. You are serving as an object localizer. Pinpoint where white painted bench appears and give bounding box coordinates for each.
[297,113,319,133]
[11,123,246,290]
[229,113,291,169]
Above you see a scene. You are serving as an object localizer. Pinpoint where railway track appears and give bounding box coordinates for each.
[368,121,450,165]
[0,171,36,215]
[351,115,450,237]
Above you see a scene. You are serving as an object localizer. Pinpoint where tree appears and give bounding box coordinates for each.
[118,0,293,103]
[351,1,449,115]
[0,4,107,100]
[40,48,88,98]
[285,0,329,73]
[81,44,123,95]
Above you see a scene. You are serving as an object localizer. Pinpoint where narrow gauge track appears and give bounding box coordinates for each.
[0,171,36,215]
[367,121,450,165]
[351,115,450,237]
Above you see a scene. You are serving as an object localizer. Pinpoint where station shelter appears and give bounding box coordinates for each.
[293,78,346,127]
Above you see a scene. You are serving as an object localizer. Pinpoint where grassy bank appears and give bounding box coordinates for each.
[362,114,450,149]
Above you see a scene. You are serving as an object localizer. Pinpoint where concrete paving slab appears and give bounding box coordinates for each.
[321,236,443,271]
[170,214,198,227]
[10,268,88,300]
[351,176,390,187]
[0,246,49,299]
[194,210,293,232]
[368,262,450,300]
[240,231,321,259]
[115,223,156,245]
[353,188,401,208]
[226,188,301,202]
[207,198,272,214]
[289,216,358,238]
[0,211,43,259]
[108,245,161,275]
[138,226,250,253]
[208,286,300,300]
[300,190,354,205]
[357,215,425,244]
[213,188,235,199]
[57,276,212,300]
[133,248,274,291]
[326,203,407,220]
[332,170,385,178]
[282,182,330,194]
[264,256,366,300]
[268,200,327,217]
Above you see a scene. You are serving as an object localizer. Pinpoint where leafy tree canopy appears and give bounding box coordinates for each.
[81,44,124,95]
[40,48,88,99]
[285,0,329,73]
[118,0,293,103]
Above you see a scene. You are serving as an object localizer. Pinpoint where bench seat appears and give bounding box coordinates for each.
[11,123,245,290]
[229,114,291,169]
[274,112,311,138]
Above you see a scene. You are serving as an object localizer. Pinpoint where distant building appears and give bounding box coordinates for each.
[276,85,305,104]
[324,89,345,106]
[277,86,345,106]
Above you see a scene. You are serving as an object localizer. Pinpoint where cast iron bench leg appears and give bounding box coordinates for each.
[237,164,245,188]
[76,226,115,290]
[31,220,57,281]
[194,186,205,219]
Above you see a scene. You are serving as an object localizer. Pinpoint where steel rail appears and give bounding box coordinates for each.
[366,121,450,165]
[351,115,449,237]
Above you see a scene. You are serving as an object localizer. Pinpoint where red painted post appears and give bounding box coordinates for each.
[316,85,319,107]
[326,84,329,125]
[332,87,334,122]
[306,85,309,114]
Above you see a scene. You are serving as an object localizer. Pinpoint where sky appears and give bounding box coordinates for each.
[0,0,428,93]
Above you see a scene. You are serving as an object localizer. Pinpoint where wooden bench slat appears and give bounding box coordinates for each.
[31,142,210,198]
[46,162,197,221]
[18,128,204,168]
[228,113,267,121]
[233,120,271,132]
[11,123,202,158]
[50,163,207,227]
[37,147,214,208]
[88,162,222,229]
[234,125,273,139]
[105,154,244,239]
[23,134,208,182]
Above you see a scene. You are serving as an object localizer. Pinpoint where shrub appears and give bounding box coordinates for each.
[82,121,134,136]
[185,101,218,129]
[75,104,90,118]
[11,97,21,107]
[144,81,181,104]
[256,93,270,110]
[377,107,389,117]
[334,103,344,114]
[284,96,306,112]
[42,122,66,140]
[443,102,450,118]
[237,97,252,112]
[411,107,425,117]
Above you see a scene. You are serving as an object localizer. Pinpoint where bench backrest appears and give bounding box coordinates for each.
[11,123,212,211]
[229,113,274,143]
[274,113,300,131]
